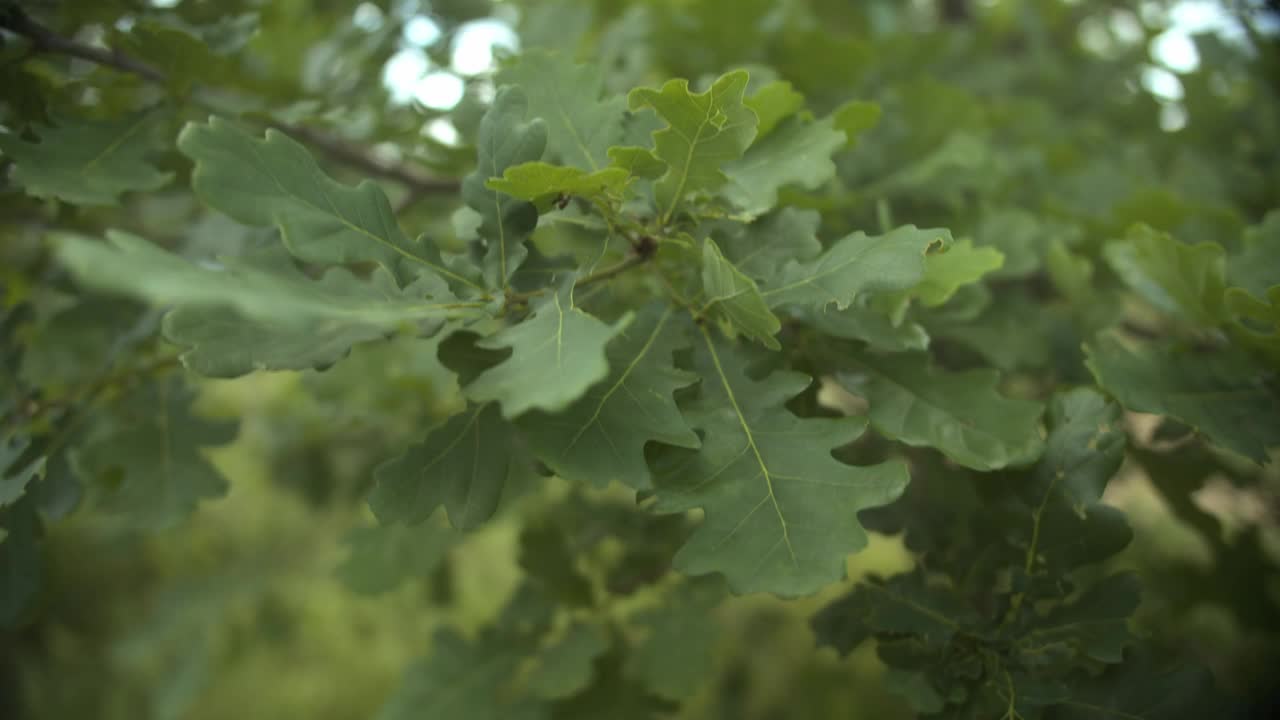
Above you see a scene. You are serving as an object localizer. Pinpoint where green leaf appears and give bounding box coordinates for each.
[0,497,41,627]
[486,162,629,206]
[370,403,517,529]
[115,21,229,93]
[336,518,457,595]
[1053,653,1222,720]
[1021,573,1141,663]
[1085,335,1280,463]
[760,226,949,311]
[467,282,632,418]
[379,627,549,720]
[497,49,626,171]
[606,146,666,179]
[699,238,782,350]
[975,208,1044,279]
[812,570,978,655]
[904,238,1005,307]
[0,437,42,509]
[178,118,478,291]
[839,352,1045,471]
[744,80,804,138]
[1227,210,1280,298]
[524,621,611,699]
[0,111,172,205]
[1103,224,1226,327]
[1033,388,1127,513]
[518,305,699,489]
[716,207,823,282]
[462,87,549,288]
[75,378,236,530]
[55,233,483,377]
[624,577,725,699]
[801,305,930,352]
[650,328,909,596]
[831,100,882,149]
[627,70,758,223]
[720,111,848,219]
[1225,286,1280,366]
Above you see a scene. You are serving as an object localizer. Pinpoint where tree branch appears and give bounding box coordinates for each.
[0,6,461,196]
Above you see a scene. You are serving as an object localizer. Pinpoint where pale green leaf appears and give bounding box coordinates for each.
[0,111,171,205]
[840,352,1045,471]
[467,282,632,418]
[1085,335,1280,463]
[497,49,626,171]
[606,146,666,179]
[370,403,516,530]
[760,226,949,310]
[486,162,629,205]
[627,70,758,223]
[699,239,782,350]
[462,87,548,288]
[831,100,882,149]
[518,305,699,489]
[650,328,909,596]
[907,238,1005,307]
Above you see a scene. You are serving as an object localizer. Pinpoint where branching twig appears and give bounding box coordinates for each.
[0,6,461,197]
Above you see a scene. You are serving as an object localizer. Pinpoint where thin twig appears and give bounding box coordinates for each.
[0,6,461,197]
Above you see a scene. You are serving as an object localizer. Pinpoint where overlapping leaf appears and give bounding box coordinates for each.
[720,111,848,219]
[518,305,699,489]
[370,403,517,529]
[497,50,626,171]
[760,226,949,310]
[0,111,172,205]
[486,162,629,206]
[55,232,483,377]
[462,87,548,288]
[628,70,758,222]
[1085,335,1280,463]
[839,352,1045,471]
[649,327,909,596]
[75,378,236,529]
[179,118,478,292]
[1104,224,1225,327]
[467,282,632,419]
[699,239,782,349]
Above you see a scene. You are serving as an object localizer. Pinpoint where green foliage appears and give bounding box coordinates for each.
[3,0,1279,718]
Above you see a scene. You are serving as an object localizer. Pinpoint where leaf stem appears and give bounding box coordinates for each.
[0,6,461,198]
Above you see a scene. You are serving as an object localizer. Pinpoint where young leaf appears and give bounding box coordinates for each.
[831,100,882,149]
[497,49,627,171]
[462,87,548,288]
[0,111,172,205]
[606,146,666,179]
[699,239,782,350]
[903,238,1005,307]
[839,352,1046,471]
[760,226,948,310]
[75,378,237,530]
[649,328,909,596]
[179,118,477,291]
[370,403,517,530]
[517,305,700,490]
[486,162,629,206]
[627,70,758,223]
[467,282,633,419]
[1085,336,1280,463]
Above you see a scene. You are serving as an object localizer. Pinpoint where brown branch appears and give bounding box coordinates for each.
[0,6,461,197]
